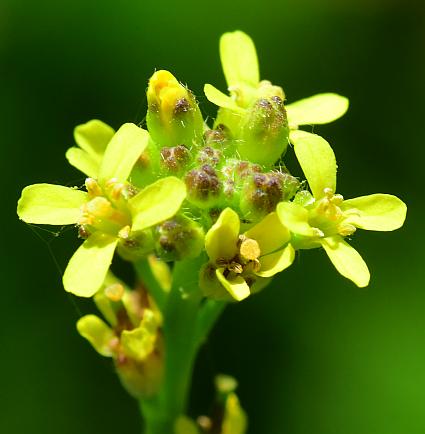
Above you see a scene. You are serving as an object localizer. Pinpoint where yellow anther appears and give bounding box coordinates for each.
[331,194,344,205]
[239,237,261,261]
[109,183,125,201]
[338,223,356,237]
[85,178,102,197]
[118,225,131,240]
[323,187,334,197]
[105,283,125,302]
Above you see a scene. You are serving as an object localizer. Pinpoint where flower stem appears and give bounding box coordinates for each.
[139,257,210,434]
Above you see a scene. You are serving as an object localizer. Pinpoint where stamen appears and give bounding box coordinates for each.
[85,178,102,197]
[105,283,125,302]
[239,237,261,261]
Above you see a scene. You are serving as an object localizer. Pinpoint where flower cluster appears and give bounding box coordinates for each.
[17,31,406,415]
[17,30,406,300]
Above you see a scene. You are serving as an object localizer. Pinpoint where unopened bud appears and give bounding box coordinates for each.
[237,95,289,166]
[240,171,300,219]
[146,70,203,147]
[154,215,204,261]
[160,144,191,174]
[185,164,222,208]
[196,146,222,167]
[117,229,155,261]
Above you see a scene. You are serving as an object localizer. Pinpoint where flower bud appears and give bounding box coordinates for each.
[240,171,300,220]
[185,164,222,208]
[146,70,203,148]
[154,215,204,261]
[237,94,289,167]
[220,159,262,208]
[159,144,192,175]
[117,228,155,261]
[196,146,222,168]
[204,124,235,156]
[130,138,161,187]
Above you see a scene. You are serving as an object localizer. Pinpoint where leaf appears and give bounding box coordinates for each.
[63,232,118,297]
[216,268,250,301]
[321,235,370,287]
[244,212,290,255]
[76,315,115,357]
[205,208,240,263]
[257,244,295,277]
[17,183,87,225]
[342,194,407,231]
[130,177,186,232]
[286,93,349,127]
[204,84,243,111]
[220,30,259,88]
[99,123,149,184]
[290,130,337,199]
[74,119,115,157]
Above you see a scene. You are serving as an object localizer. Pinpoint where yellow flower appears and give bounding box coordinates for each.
[200,208,294,301]
[277,130,407,287]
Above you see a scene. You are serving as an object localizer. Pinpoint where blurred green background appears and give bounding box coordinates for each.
[1,0,424,433]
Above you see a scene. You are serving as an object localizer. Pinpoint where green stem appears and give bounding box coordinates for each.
[139,257,206,434]
[135,258,167,311]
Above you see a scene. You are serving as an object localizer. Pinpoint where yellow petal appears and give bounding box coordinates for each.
[244,212,290,255]
[342,194,407,231]
[257,244,295,277]
[321,235,370,287]
[216,268,250,301]
[205,208,240,262]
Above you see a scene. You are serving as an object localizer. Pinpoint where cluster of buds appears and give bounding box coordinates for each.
[77,273,163,398]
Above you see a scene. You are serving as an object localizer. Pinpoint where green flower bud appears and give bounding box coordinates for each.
[153,215,205,261]
[204,124,235,156]
[237,94,289,166]
[146,70,203,148]
[185,164,222,208]
[117,227,155,261]
[159,144,192,175]
[130,138,161,188]
[196,146,223,168]
[240,171,300,220]
[220,159,262,207]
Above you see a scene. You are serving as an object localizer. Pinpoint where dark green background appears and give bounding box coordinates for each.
[1,0,424,433]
